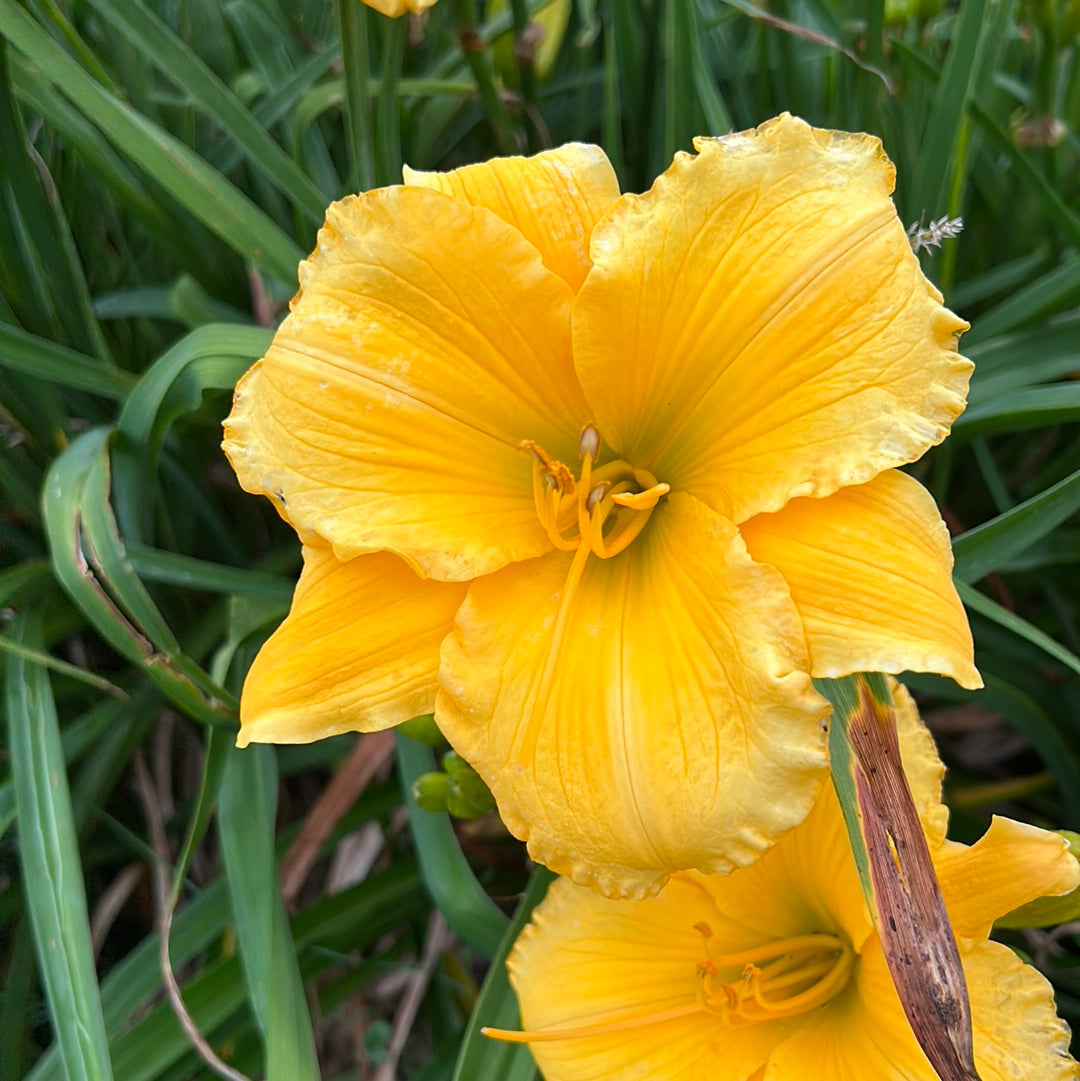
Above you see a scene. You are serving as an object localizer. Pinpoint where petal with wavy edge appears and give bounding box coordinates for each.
[237,546,466,746]
[796,937,1080,1081]
[573,113,971,524]
[740,470,980,689]
[404,144,620,292]
[964,940,1079,1081]
[891,680,949,850]
[223,186,588,581]
[694,787,873,954]
[437,491,828,899]
[507,876,796,1081]
[936,817,1080,940]
[695,681,944,956]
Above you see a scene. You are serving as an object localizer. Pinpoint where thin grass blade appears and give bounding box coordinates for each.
[6,609,114,1081]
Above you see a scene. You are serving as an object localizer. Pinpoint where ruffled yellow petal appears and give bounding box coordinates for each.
[936,816,1080,940]
[740,470,980,689]
[507,875,796,1081]
[223,186,589,581]
[965,940,1080,1081]
[573,113,971,524]
[891,680,949,849]
[825,937,1080,1081]
[404,144,620,292]
[237,546,466,746]
[438,492,828,898]
[696,789,874,954]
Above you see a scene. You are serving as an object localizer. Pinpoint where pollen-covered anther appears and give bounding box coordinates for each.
[697,931,855,1026]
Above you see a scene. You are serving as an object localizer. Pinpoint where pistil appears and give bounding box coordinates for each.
[514,427,669,766]
[521,426,669,560]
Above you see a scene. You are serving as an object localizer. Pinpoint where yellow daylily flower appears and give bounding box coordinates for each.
[223,114,979,898]
[499,685,1080,1081]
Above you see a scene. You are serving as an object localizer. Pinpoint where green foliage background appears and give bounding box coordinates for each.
[2,0,1080,1077]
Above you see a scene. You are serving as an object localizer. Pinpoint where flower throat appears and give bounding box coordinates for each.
[481,924,854,1047]
[522,424,669,560]
[695,923,854,1026]
[513,426,669,767]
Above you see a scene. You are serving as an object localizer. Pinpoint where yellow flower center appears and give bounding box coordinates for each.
[481,925,856,1047]
[521,424,669,560]
[695,922,855,1026]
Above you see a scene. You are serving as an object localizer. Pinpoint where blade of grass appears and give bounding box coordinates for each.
[7,53,211,275]
[127,544,294,602]
[952,384,1080,439]
[953,468,1080,583]
[906,0,988,222]
[6,609,114,1081]
[396,732,508,959]
[336,0,376,191]
[112,323,271,542]
[0,45,112,361]
[451,867,553,1081]
[0,0,305,282]
[218,743,320,1081]
[81,0,327,224]
[962,255,1080,345]
[0,322,136,398]
[966,314,1080,403]
[42,427,237,726]
[957,580,1080,679]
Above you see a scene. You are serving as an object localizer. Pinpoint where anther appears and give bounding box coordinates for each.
[586,482,610,511]
[579,424,600,462]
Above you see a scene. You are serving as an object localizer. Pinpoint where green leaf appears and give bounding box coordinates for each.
[966,314,1080,403]
[0,0,305,282]
[952,468,1080,583]
[396,732,509,958]
[42,426,237,726]
[451,867,553,1081]
[6,610,114,1081]
[962,255,1080,345]
[952,384,1080,440]
[112,323,271,542]
[0,322,135,398]
[80,0,328,223]
[957,580,1080,679]
[906,0,988,221]
[218,743,320,1081]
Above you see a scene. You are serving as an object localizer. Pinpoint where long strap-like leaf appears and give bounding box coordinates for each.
[820,674,980,1081]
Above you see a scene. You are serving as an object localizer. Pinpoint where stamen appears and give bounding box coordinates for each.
[586,482,610,511]
[515,431,672,762]
[612,481,670,512]
[579,423,601,462]
[698,931,854,1025]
